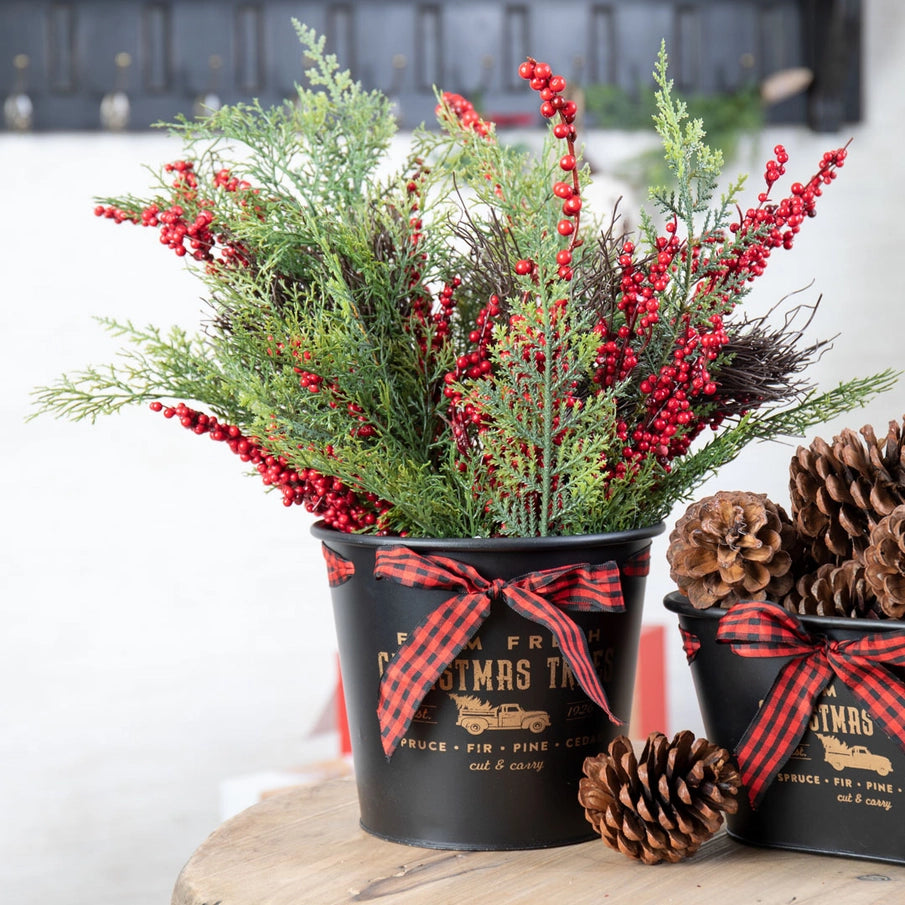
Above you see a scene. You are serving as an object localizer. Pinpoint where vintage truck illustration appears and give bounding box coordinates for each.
[816,734,893,776]
[449,694,551,735]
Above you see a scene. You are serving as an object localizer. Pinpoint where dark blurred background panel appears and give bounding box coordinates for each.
[0,0,861,131]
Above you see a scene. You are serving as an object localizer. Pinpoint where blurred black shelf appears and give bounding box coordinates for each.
[0,0,861,132]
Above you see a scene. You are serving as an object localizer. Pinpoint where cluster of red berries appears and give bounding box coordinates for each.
[698,144,848,301]
[518,58,581,282]
[149,400,387,531]
[598,143,847,473]
[443,294,502,457]
[95,160,253,268]
[436,92,490,138]
[402,161,460,365]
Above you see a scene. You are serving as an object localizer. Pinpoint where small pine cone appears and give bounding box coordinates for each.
[790,421,905,565]
[788,559,881,619]
[864,505,905,619]
[667,491,796,608]
[579,732,740,864]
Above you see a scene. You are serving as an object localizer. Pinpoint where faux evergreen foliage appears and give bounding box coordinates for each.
[33,24,898,538]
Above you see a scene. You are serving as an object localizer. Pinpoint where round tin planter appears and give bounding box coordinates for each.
[313,522,663,850]
[665,592,905,865]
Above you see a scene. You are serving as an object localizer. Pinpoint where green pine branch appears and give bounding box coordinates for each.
[648,369,902,519]
[30,319,245,423]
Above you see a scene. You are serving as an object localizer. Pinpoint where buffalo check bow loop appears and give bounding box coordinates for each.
[374,545,637,758]
[322,544,355,587]
[718,601,905,808]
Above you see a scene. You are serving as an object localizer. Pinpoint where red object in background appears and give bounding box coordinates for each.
[336,654,352,756]
[630,625,668,738]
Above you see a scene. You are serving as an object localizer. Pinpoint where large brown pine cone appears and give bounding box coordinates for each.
[667,491,796,608]
[864,505,905,619]
[790,420,905,565]
[786,559,881,619]
[579,732,740,864]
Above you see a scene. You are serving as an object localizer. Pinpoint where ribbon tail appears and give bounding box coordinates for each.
[378,591,490,758]
[736,654,832,808]
[503,587,621,724]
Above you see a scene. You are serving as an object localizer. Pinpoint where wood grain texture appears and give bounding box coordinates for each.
[172,776,905,905]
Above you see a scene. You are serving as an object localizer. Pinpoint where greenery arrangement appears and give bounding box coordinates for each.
[33,23,896,539]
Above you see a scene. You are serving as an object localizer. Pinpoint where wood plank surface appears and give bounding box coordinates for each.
[172,776,905,905]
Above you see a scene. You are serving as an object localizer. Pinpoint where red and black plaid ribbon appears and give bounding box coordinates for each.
[374,545,647,757]
[679,626,701,663]
[321,544,356,588]
[718,601,905,808]
[621,548,650,577]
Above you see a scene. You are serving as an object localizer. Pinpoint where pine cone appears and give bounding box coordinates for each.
[790,420,905,565]
[786,559,881,619]
[667,491,796,608]
[864,505,905,619]
[579,732,740,864]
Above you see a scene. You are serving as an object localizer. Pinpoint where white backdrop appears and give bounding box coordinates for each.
[3,4,905,901]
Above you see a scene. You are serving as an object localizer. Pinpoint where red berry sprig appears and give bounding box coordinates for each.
[519,58,581,281]
[436,92,491,138]
[95,160,254,268]
[400,159,461,367]
[149,401,389,531]
[443,294,502,459]
[695,143,849,303]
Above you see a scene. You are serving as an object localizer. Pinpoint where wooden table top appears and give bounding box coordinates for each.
[172,775,905,905]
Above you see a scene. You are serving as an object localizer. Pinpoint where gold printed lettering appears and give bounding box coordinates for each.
[545,656,576,689]
[516,659,531,690]
[472,660,493,691]
[452,658,469,687]
[496,659,513,690]
[830,705,848,734]
[809,701,875,737]
[433,658,534,692]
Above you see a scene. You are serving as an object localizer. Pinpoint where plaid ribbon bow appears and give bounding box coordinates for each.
[718,601,905,808]
[322,544,356,587]
[374,546,642,757]
[679,626,701,663]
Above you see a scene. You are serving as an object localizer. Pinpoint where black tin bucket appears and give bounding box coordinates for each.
[313,522,663,850]
[665,592,905,865]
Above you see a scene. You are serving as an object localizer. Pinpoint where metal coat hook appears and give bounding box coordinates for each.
[4,53,33,131]
[100,51,131,131]
[194,54,223,119]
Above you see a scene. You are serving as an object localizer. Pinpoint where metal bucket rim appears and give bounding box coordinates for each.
[311,520,665,552]
[664,589,905,635]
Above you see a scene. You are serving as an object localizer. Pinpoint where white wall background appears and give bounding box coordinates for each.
[3,3,905,902]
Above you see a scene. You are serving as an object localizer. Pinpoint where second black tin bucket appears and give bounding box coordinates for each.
[666,592,905,865]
